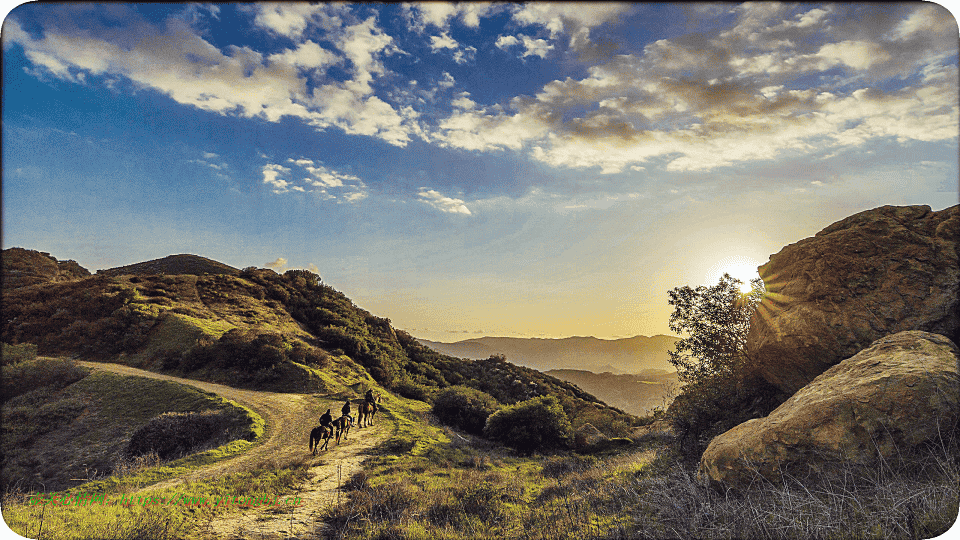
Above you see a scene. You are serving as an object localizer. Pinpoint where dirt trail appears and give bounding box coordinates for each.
[79,361,387,540]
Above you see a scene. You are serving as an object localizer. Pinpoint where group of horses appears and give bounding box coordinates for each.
[309,395,379,454]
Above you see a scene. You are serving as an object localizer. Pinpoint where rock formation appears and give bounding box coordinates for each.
[700,331,959,488]
[747,205,959,395]
[573,422,609,451]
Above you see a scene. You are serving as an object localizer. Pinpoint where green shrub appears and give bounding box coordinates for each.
[483,395,572,454]
[126,409,254,460]
[0,342,37,365]
[1,357,89,402]
[392,378,435,403]
[432,385,500,436]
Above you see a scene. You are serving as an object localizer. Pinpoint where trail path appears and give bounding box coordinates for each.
[79,361,387,540]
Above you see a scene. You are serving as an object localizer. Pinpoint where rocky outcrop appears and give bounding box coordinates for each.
[700,331,959,488]
[574,423,609,451]
[1,247,91,289]
[747,205,959,395]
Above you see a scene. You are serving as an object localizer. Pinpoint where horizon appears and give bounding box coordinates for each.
[3,2,958,342]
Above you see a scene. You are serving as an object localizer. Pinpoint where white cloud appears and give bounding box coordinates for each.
[262,163,292,193]
[262,158,369,202]
[431,3,958,173]
[519,35,553,59]
[247,3,343,38]
[268,40,339,70]
[429,32,458,51]
[5,7,421,148]
[495,35,520,50]
[265,257,288,269]
[403,2,503,32]
[418,189,472,215]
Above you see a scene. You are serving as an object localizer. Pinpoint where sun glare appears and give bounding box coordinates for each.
[706,256,762,293]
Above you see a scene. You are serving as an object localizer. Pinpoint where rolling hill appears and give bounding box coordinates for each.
[96,254,241,277]
[1,248,637,438]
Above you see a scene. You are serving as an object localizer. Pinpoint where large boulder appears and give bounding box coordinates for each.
[747,205,959,394]
[700,331,959,488]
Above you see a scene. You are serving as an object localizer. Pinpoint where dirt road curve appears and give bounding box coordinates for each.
[79,361,386,540]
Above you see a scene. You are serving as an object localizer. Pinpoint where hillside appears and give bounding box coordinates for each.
[418,335,680,374]
[1,247,91,289]
[544,368,679,416]
[1,248,636,437]
[96,254,241,277]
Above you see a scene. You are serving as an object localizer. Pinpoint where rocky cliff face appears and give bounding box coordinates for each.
[747,205,959,395]
[700,331,959,488]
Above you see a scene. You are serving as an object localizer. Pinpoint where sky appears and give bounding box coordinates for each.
[2,2,958,342]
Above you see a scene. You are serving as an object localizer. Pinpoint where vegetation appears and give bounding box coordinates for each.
[483,395,573,455]
[1,357,261,493]
[432,385,500,436]
[2,259,634,438]
[323,396,960,540]
[665,274,784,459]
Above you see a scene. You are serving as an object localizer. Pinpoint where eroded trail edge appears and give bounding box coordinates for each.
[79,361,387,540]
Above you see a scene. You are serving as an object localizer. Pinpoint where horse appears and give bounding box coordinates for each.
[357,395,380,428]
[333,414,353,444]
[309,425,333,454]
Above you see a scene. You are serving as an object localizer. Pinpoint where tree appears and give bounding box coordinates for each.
[667,273,764,384]
[665,273,768,458]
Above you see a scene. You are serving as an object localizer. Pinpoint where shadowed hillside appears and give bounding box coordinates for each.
[96,254,241,277]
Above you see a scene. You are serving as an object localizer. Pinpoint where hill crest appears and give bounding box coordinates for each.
[96,254,240,277]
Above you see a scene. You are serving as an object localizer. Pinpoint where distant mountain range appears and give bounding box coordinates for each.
[417,335,680,375]
[544,369,678,416]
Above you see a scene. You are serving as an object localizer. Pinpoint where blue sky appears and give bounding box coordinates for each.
[2,2,958,341]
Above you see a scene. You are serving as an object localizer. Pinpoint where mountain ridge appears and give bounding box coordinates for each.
[418,334,679,374]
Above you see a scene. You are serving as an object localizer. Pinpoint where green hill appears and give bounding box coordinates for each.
[1,248,635,436]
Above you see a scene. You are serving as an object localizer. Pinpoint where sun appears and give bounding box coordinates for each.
[706,256,762,293]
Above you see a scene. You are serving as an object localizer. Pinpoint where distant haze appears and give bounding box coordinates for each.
[418,335,679,375]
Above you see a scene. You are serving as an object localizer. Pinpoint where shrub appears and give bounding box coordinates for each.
[432,385,500,436]
[126,409,253,460]
[1,357,89,402]
[392,378,435,403]
[483,395,572,454]
[0,342,37,365]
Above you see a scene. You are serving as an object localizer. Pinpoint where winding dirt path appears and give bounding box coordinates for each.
[79,361,387,540]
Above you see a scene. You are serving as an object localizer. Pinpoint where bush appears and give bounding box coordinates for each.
[1,357,89,402]
[432,385,500,436]
[0,342,37,365]
[483,395,572,454]
[126,409,254,460]
[392,378,435,403]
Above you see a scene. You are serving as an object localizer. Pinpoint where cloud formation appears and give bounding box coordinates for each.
[432,3,958,173]
[418,189,472,215]
[5,3,956,178]
[261,159,368,201]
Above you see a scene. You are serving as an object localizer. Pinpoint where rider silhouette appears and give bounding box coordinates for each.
[364,389,378,414]
[319,408,333,432]
[341,399,352,423]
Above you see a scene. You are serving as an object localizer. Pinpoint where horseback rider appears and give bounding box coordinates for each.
[341,399,352,424]
[319,408,333,434]
[364,389,378,414]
